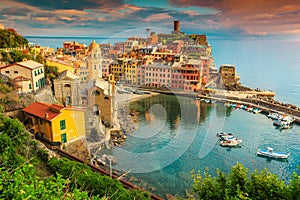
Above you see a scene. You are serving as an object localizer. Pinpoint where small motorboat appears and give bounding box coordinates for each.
[216,132,234,137]
[252,108,262,114]
[220,139,242,147]
[281,115,295,124]
[210,100,217,104]
[267,112,282,120]
[273,119,290,129]
[203,99,211,103]
[246,106,253,112]
[256,147,290,159]
[230,103,237,108]
[224,102,230,107]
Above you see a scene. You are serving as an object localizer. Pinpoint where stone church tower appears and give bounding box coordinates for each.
[87,40,102,80]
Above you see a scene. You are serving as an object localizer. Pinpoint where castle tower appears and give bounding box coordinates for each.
[87,40,102,80]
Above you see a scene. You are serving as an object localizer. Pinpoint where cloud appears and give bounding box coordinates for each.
[143,13,172,22]
[169,0,300,36]
[1,7,32,16]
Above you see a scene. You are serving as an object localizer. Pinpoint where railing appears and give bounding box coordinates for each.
[57,149,164,200]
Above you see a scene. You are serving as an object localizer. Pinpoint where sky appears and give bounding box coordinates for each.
[0,0,300,39]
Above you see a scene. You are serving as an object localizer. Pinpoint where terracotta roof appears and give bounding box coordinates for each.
[23,102,64,121]
[0,60,43,70]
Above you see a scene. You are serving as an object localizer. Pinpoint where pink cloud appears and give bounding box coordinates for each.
[143,13,172,22]
[170,0,300,36]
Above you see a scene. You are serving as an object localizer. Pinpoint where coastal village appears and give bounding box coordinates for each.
[1,21,300,198]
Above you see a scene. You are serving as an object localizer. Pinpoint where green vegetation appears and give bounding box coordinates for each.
[45,64,59,80]
[0,29,29,48]
[0,112,151,199]
[192,163,300,200]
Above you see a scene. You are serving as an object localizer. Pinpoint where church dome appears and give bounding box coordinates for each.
[88,40,100,52]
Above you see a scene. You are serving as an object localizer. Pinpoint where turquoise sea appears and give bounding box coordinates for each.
[26,36,300,197]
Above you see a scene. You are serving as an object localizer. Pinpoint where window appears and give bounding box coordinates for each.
[61,133,67,143]
[29,83,32,89]
[14,71,18,74]
[60,120,66,130]
[5,71,9,73]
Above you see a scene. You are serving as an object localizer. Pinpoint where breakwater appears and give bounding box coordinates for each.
[139,88,300,124]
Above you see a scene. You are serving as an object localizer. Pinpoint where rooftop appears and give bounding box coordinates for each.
[23,102,65,121]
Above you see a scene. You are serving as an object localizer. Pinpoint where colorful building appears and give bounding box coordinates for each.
[218,64,240,88]
[86,40,103,80]
[0,59,46,93]
[109,58,138,84]
[53,70,81,106]
[87,78,116,127]
[23,102,86,147]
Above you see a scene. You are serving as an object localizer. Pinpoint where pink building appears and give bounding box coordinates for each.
[200,56,210,85]
[143,62,172,88]
[102,58,113,80]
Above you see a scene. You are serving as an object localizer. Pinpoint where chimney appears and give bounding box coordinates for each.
[174,21,180,32]
[45,113,49,119]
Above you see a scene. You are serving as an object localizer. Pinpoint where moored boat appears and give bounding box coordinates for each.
[256,147,290,159]
[267,112,282,120]
[220,139,242,147]
[273,119,290,129]
[216,132,234,137]
[252,108,262,114]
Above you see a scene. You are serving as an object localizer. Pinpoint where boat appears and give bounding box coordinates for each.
[230,103,237,108]
[273,119,290,129]
[224,102,231,107]
[252,108,262,114]
[216,132,234,137]
[281,115,295,124]
[238,104,244,109]
[267,112,282,120]
[246,106,253,112]
[220,139,242,147]
[203,99,211,103]
[210,100,217,104]
[256,147,290,159]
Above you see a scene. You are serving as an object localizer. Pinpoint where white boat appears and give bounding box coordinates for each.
[273,119,290,129]
[256,147,290,159]
[203,99,211,103]
[252,108,262,114]
[281,115,295,124]
[267,112,282,120]
[220,139,242,147]
[216,132,234,137]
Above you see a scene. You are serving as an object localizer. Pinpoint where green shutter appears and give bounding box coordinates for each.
[61,133,67,143]
[60,120,66,130]
[29,83,32,89]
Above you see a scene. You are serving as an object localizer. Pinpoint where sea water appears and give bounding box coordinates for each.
[118,95,300,197]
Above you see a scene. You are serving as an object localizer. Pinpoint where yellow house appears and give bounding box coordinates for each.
[23,102,86,147]
[109,58,137,84]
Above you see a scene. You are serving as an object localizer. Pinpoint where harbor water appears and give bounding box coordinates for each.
[112,94,300,197]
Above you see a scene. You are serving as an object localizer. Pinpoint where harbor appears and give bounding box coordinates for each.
[114,93,300,197]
